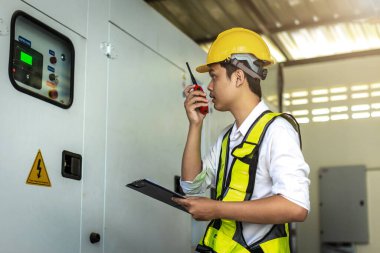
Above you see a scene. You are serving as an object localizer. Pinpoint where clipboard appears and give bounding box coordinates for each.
[126,179,188,213]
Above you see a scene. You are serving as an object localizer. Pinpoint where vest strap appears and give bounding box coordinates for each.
[198,111,299,253]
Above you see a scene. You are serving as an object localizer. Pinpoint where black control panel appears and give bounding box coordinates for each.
[9,11,75,109]
[12,40,43,89]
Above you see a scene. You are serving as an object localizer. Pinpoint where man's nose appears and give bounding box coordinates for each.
[207,80,213,91]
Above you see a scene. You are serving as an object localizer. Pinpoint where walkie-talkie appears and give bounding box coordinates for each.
[186,62,209,115]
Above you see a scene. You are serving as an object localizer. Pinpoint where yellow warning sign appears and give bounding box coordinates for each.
[26,150,51,187]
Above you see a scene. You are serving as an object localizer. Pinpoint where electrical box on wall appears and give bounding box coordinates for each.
[319,165,369,244]
[8,11,75,108]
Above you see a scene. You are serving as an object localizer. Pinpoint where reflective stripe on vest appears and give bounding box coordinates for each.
[197,111,300,253]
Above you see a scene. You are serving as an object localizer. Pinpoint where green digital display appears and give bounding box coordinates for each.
[20,51,33,65]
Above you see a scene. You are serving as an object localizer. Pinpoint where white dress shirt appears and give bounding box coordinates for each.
[181,101,310,246]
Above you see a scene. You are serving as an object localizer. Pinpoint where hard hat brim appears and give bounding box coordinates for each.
[196,64,209,73]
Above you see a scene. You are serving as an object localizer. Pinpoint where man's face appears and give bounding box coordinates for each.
[207,63,238,112]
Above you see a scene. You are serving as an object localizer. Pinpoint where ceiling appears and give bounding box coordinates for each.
[144,0,380,64]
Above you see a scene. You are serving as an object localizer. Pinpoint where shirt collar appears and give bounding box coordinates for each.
[230,101,269,141]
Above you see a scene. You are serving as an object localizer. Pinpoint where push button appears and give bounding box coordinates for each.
[90,233,101,244]
[50,56,57,64]
[49,73,56,81]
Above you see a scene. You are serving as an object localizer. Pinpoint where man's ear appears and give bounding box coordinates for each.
[235,69,245,87]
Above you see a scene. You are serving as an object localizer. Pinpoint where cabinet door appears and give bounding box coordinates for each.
[0,4,85,253]
[103,24,191,253]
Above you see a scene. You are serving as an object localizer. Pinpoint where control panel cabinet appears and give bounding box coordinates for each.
[9,11,75,108]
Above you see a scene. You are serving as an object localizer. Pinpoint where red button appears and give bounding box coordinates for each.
[48,89,58,99]
[50,57,57,64]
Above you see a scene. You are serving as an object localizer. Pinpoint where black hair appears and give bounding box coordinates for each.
[220,60,262,98]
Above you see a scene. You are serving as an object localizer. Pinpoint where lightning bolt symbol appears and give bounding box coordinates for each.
[37,159,42,178]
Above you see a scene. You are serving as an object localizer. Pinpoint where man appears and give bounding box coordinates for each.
[173,28,310,253]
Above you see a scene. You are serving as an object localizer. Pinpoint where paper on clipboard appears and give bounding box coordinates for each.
[126,179,188,213]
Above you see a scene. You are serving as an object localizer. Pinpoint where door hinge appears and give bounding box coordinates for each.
[0,18,10,36]
[100,42,117,59]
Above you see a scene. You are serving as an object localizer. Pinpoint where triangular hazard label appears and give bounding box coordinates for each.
[26,150,51,187]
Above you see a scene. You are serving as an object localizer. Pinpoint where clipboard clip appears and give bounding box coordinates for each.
[130,179,146,188]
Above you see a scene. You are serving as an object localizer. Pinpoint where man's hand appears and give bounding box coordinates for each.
[183,85,208,125]
[174,195,308,224]
[181,85,206,181]
[172,196,220,221]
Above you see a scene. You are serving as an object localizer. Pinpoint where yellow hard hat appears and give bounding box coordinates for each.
[196,27,273,73]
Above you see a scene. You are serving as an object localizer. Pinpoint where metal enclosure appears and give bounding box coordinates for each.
[0,1,86,253]
[319,165,369,243]
[0,0,207,252]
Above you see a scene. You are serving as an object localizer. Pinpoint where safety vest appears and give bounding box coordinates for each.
[196,111,300,253]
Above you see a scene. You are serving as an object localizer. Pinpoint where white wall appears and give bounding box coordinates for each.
[284,55,380,253]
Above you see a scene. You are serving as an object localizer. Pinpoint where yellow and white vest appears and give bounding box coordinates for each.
[196,111,300,253]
